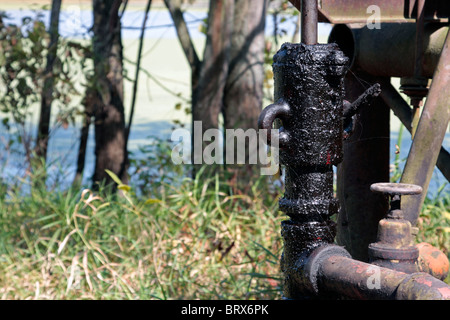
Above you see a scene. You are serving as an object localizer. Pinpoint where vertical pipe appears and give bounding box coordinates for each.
[336,73,390,262]
[411,0,426,139]
[259,42,349,299]
[414,0,425,78]
[301,0,318,44]
[400,32,450,226]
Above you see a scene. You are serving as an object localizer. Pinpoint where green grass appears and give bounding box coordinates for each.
[0,135,448,299]
[0,167,285,300]
[416,184,450,256]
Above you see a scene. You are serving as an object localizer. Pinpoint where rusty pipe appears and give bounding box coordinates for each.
[417,242,450,281]
[301,0,318,44]
[317,250,450,300]
[287,244,450,300]
[414,0,426,78]
[328,23,449,78]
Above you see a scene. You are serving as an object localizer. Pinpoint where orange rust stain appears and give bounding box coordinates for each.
[415,276,433,287]
[354,264,367,274]
[417,242,450,279]
[437,287,450,299]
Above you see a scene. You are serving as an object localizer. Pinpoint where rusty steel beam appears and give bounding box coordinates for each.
[288,0,450,24]
[400,31,450,226]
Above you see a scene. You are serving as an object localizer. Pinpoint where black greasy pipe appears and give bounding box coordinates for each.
[258,41,382,299]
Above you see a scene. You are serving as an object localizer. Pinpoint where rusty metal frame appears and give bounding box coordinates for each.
[400,31,450,226]
[289,0,450,24]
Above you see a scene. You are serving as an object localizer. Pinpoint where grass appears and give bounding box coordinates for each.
[0,166,285,300]
[0,131,448,299]
[417,184,450,257]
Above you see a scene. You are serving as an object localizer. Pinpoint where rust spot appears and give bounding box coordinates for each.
[437,287,450,299]
[355,264,367,274]
[415,276,433,287]
[417,242,449,281]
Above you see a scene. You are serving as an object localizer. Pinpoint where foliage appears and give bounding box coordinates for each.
[390,123,406,183]
[0,161,284,299]
[128,135,187,196]
[416,183,450,256]
[0,10,86,166]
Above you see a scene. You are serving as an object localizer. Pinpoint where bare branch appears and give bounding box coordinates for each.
[163,0,201,72]
[126,0,152,143]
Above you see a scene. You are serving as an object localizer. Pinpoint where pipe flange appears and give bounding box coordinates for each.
[368,243,419,261]
[303,244,352,295]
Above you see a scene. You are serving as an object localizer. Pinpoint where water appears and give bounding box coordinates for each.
[0,7,331,40]
[0,6,448,198]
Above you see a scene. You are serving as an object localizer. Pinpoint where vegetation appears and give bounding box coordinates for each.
[0,153,284,299]
[0,1,448,300]
[0,136,448,299]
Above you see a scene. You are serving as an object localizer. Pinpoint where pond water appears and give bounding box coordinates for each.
[0,5,448,199]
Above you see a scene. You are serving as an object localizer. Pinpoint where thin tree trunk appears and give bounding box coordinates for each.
[126,0,152,145]
[165,0,234,173]
[72,87,96,187]
[193,0,234,133]
[223,0,268,183]
[92,0,128,189]
[72,114,91,187]
[224,0,267,131]
[35,0,62,162]
[163,0,201,88]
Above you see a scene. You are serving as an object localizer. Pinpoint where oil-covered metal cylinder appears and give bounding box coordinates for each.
[259,42,349,299]
[272,43,348,166]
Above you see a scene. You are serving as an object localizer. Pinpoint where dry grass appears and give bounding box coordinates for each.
[0,169,285,300]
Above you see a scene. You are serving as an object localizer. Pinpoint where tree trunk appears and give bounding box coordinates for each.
[191,0,234,172]
[126,0,152,145]
[223,0,268,182]
[92,0,128,189]
[35,0,62,162]
[193,0,234,131]
[224,0,267,130]
[72,87,96,187]
[165,0,267,178]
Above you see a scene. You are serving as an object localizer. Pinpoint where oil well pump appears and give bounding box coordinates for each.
[258,0,450,299]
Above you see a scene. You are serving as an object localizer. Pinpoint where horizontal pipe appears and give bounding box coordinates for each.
[318,255,450,300]
[328,23,448,78]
